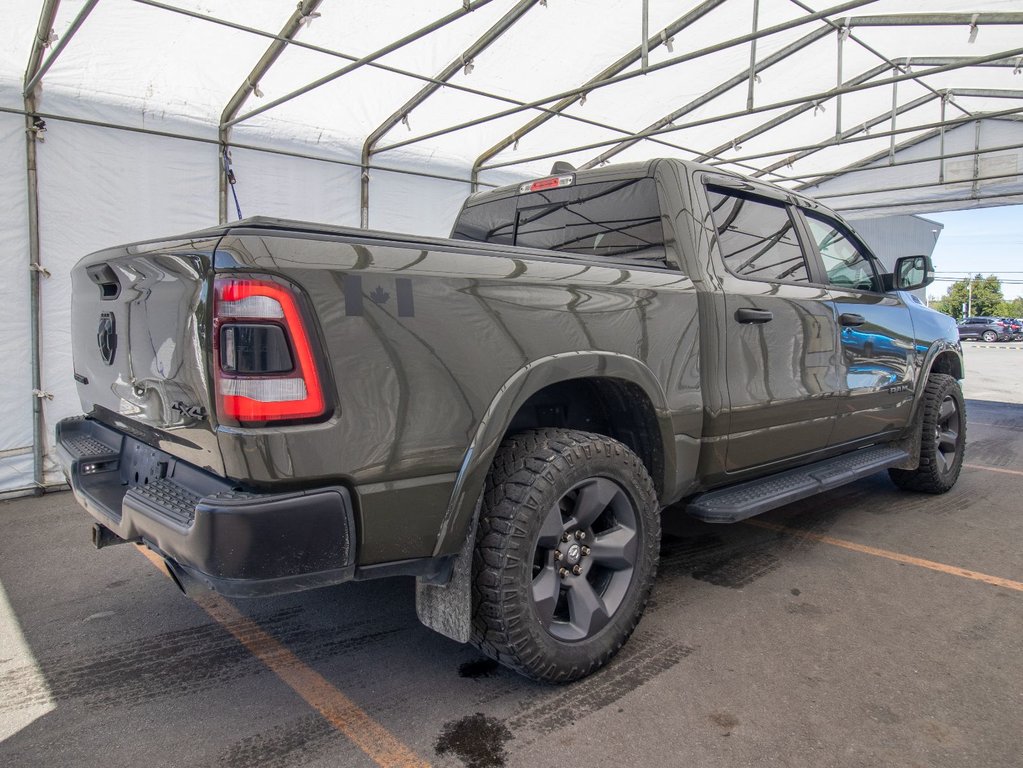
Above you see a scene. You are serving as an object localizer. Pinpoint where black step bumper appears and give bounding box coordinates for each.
[56,416,356,597]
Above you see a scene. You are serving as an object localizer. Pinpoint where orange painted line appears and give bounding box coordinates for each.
[744,520,1023,593]
[964,463,1023,477]
[135,545,430,768]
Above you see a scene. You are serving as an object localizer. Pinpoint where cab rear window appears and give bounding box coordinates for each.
[452,178,670,268]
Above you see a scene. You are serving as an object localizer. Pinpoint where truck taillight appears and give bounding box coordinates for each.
[213,277,327,425]
[518,174,574,194]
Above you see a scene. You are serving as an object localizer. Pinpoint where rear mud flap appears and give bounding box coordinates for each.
[415,505,479,644]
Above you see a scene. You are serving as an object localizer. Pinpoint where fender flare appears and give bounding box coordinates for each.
[431,351,676,558]
[910,339,964,423]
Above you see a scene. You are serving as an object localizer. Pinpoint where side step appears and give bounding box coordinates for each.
[687,445,909,524]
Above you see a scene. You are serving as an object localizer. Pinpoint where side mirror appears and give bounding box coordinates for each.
[893,254,933,291]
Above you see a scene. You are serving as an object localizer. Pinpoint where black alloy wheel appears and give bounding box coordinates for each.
[530,477,639,642]
[932,394,962,475]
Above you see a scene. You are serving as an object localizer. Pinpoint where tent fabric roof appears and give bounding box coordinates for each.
[2,0,1021,215]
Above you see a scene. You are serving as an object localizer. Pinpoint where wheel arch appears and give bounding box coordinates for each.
[432,352,676,558]
[903,341,965,436]
[928,346,964,380]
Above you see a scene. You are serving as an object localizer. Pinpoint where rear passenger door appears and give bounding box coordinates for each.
[705,186,841,473]
[798,209,916,445]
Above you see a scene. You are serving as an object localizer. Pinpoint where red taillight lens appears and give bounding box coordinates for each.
[213,277,327,424]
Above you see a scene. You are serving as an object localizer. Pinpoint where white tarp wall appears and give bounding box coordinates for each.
[0,103,483,494]
[0,114,33,492]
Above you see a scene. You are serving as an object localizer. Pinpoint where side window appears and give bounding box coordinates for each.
[706,187,810,283]
[804,212,882,292]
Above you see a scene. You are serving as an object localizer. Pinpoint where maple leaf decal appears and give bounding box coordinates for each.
[369,285,390,304]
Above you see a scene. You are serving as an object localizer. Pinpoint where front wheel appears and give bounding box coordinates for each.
[889,374,966,493]
[471,429,659,683]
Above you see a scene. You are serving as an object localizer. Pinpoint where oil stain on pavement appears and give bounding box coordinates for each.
[435,712,512,768]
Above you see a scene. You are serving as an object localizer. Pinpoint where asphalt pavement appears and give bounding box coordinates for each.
[2,350,1021,768]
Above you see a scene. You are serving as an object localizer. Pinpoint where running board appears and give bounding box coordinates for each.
[687,445,909,524]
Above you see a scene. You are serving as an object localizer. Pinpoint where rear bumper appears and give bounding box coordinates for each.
[56,416,356,597]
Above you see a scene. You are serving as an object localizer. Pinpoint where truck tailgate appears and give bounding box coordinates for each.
[70,237,224,475]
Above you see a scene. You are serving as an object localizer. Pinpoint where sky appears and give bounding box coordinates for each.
[925,205,1023,303]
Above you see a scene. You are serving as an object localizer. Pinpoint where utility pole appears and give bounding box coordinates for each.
[967,276,974,317]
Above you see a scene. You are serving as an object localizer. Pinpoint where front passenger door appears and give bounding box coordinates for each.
[800,210,916,446]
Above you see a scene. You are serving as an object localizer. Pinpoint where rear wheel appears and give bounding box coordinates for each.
[982,330,997,342]
[471,429,659,683]
[889,374,965,493]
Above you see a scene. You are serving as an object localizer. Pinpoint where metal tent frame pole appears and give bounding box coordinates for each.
[225,0,498,130]
[134,0,554,126]
[691,53,1021,172]
[360,0,541,229]
[690,62,891,165]
[718,109,1023,170]
[811,170,1023,202]
[143,0,717,186]
[376,0,878,157]
[796,116,1023,192]
[765,142,1023,185]
[835,191,1021,213]
[752,92,940,178]
[845,12,1023,27]
[24,0,62,493]
[475,49,1023,173]
[24,0,98,97]
[789,0,975,123]
[217,0,323,224]
[758,88,1023,182]
[580,26,835,169]
[469,0,726,189]
[0,104,508,190]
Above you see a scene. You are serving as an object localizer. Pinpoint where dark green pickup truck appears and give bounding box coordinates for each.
[58,158,964,682]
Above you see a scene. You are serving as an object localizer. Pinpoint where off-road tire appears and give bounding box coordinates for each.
[470,429,660,683]
[889,373,966,493]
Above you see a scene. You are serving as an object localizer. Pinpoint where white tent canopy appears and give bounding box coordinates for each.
[2,0,1022,494]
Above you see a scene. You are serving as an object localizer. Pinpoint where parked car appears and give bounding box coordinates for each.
[1002,318,1023,341]
[58,158,965,682]
[957,316,1013,342]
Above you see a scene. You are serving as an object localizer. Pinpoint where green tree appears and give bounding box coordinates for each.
[934,274,1004,319]
[994,296,1023,318]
